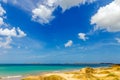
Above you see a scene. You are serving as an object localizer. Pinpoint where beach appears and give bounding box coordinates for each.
[22,64,120,80]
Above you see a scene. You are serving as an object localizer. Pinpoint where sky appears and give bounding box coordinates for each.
[0,0,120,64]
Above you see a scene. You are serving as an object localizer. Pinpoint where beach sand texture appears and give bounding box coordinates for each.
[22,65,120,80]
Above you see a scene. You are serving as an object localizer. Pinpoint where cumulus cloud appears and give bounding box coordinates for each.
[32,0,95,24]
[0,4,6,26]
[78,33,88,41]
[64,40,73,47]
[32,4,55,24]
[0,0,38,11]
[58,0,95,12]
[91,0,120,32]
[0,36,12,48]
[0,17,4,25]
[0,28,16,37]
[0,27,26,37]
[17,28,27,37]
[0,4,6,16]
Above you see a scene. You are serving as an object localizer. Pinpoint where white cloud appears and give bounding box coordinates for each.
[115,38,120,43]
[32,4,55,24]
[0,0,38,11]
[64,40,73,47]
[0,17,4,25]
[0,28,17,37]
[0,27,26,37]
[0,4,6,26]
[0,4,6,16]
[32,0,95,24]
[17,28,27,38]
[91,0,120,32]
[0,36,12,48]
[58,0,95,12]
[46,0,57,7]
[78,33,88,41]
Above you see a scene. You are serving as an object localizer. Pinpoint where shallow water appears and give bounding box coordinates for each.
[0,64,111,79]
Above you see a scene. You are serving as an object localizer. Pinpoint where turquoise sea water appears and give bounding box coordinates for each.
[0,64,111,77]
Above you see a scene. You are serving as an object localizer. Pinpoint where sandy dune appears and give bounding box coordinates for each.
[22,65,120,80]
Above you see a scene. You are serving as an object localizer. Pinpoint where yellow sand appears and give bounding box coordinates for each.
[22,64,120,80]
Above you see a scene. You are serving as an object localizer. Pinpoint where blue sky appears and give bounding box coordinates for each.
[0,0,120,63]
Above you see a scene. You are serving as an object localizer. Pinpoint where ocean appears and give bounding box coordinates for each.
[0,64,112,79]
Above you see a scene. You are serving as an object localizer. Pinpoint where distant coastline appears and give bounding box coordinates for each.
[0,62,114,65]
